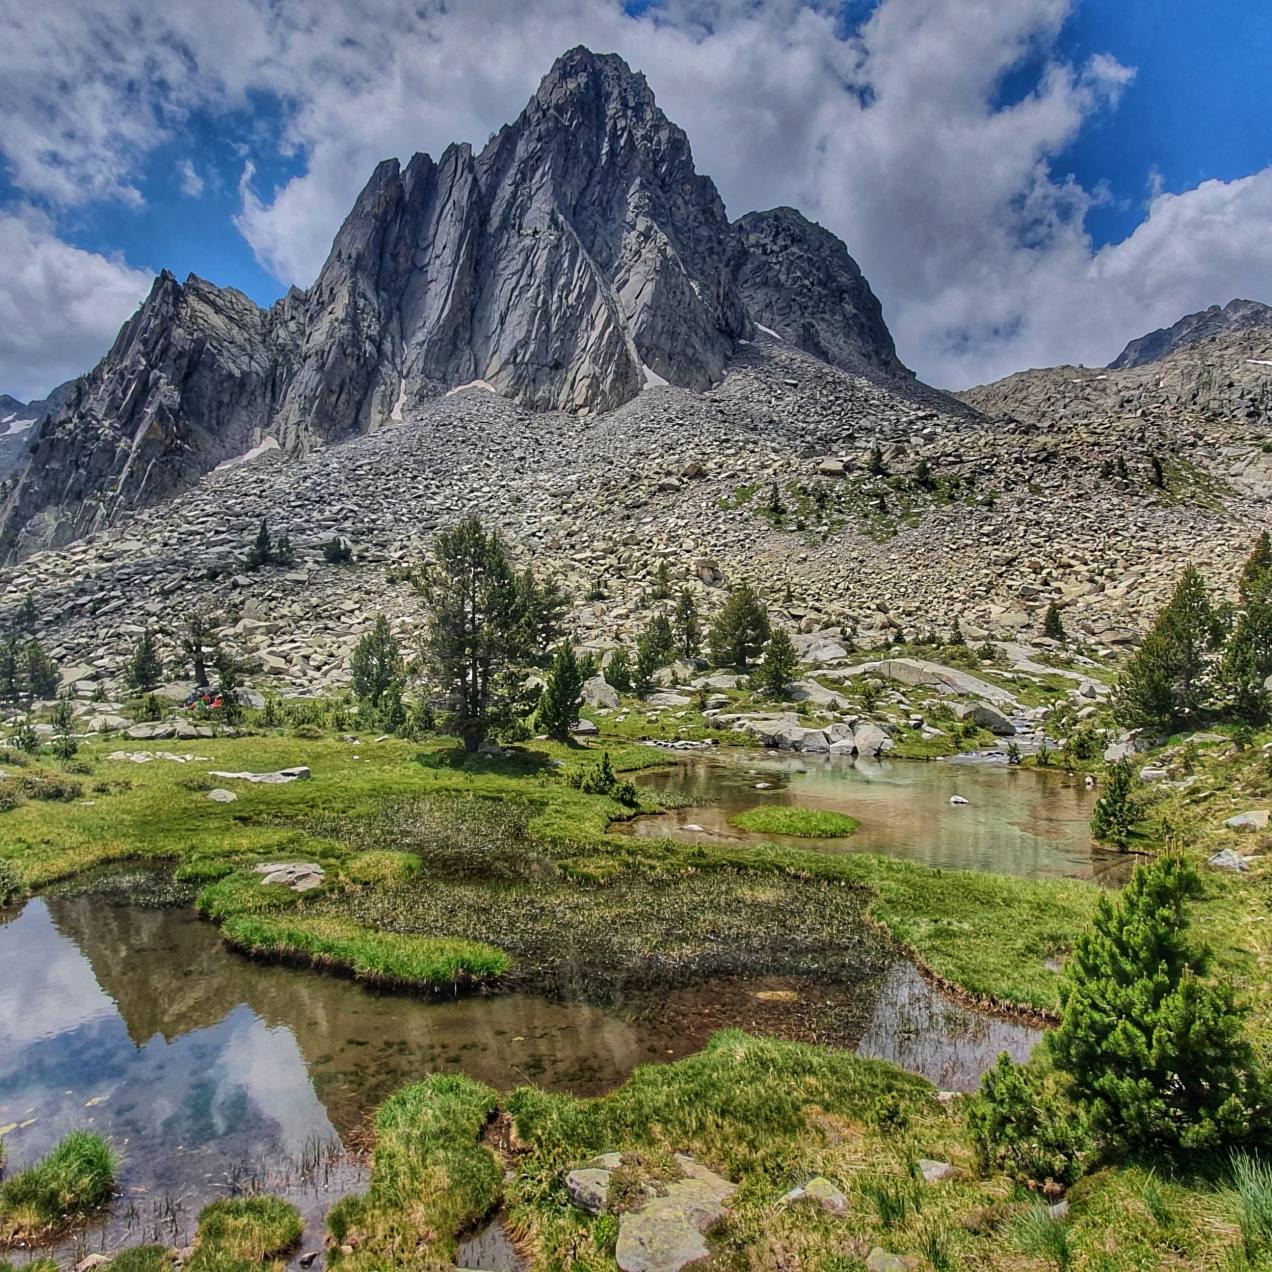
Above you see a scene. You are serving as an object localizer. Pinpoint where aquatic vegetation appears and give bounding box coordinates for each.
[0,1129,116,1243]
[729,806,859,837]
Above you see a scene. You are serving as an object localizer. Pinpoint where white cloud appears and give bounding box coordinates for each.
[177,158,205,198]
[1,0,1270,389]
[0,207,153,401]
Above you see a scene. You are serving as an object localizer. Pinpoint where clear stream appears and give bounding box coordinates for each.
[0,755,1086,1260]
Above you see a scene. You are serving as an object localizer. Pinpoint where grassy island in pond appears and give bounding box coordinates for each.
[730,806,860,837]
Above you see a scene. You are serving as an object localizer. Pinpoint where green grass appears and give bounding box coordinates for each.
[108,1246,175,1272]
[188,1196,302,1272]
[730,806,859,837]
[326,1074,501,1272]
[0,1130,116,1243]
[219,913,510,988]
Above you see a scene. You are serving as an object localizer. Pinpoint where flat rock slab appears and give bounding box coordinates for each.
[208,766,311,784]
[254,862,325,891]
[206,788,238,803]
[1224,809,1270,831]
[1208,848,1249,873]
[565,1168,613,1215]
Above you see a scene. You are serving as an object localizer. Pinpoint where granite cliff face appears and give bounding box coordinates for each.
[1109,298,1272,369]
[0,46,923,560]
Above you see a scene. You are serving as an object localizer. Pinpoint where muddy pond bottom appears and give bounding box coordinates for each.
[0,897,1037,1260]
[617,750,1100,878]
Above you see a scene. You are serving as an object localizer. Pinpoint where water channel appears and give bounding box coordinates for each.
[0,753,1097,1260]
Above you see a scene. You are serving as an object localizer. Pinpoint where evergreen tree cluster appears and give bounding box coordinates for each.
[1116,536,1272,728]
[245,519,294,571]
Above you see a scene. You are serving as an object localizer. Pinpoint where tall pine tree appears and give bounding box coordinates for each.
[1115,564,1219,729]
[708,586,771,668]
[538,639,585,741]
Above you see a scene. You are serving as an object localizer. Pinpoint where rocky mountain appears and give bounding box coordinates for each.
[0,380,75,481]
[1109,297,1272,369]
[0,46,939,563]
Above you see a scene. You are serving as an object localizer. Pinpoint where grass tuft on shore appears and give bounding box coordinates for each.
[188,1195,302,1272]
[107,1246,175,1272]
[0,1130,116,1243]
[730,806,859,837]
[219,913,510,987]
[327,1074,501,1271]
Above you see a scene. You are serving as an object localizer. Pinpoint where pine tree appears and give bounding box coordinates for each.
[50,689,77,760]
[22,639,59,699]
[868,443,888,476]
[1090,758,1136,849]
[125,630,164,693]
[1047,854,1268,1149]
[651,560,672,600]
[756,626,798,698]
[949,616,965,646]
[213,646,247,724]
[422,517,529,750]
[1240,531,1272,604]
[0,634,18,703]
[351,615,403,709]
[674,589,702,660]
[1042,602,1066,643]
[323,536,353,564]
[1149,454,1165,488]
[642,614,675,664]
[181,611,220,687]
[275,533,295,568]
[708,585,771,668]
[245,518,273,571]
[634,639,662,696]
[766,482,785,522]
[17,592,36,629]
[606,648,633,694]
[515,568,569,653]
[1114,564,1218,729]
[538,639,585,741]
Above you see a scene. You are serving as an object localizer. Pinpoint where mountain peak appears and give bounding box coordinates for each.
[1109,297,1272,369]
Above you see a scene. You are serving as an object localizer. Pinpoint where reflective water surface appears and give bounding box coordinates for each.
[617,750,1099,878]
[0,890,1039,1259]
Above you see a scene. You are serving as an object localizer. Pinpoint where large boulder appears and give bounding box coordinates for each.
[954,702,1015,736]
[852,722,894,757]
[583,675,619,709]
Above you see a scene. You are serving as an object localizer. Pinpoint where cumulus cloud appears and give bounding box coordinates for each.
[1,0,1270,389]
[0,208,152,401]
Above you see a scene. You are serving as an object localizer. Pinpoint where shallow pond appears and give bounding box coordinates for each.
[617,750,1100,878]
[0,893,1037,1259]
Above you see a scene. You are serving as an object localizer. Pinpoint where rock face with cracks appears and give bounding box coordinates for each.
[0,47,920,560]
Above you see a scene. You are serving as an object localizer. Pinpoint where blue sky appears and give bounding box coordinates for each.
[2,0,1270,399]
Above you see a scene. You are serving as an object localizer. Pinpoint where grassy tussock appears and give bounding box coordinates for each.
[729,807,859,837]
[219,913,510,987]
[326,1074,501,1272]
[0,1130,116,1243]
[188,1196,302,1272]
[107,1245,175,1272]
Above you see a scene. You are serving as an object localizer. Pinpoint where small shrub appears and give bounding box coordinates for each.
[0,783,21,815]
[0,857,26,903]
[871,1090,909,1134]
[291,722,324,740]
[16,773,84,801]
[965,1053,1089,1184]
[323,536,353,565]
